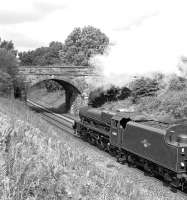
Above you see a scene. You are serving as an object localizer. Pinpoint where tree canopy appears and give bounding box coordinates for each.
[130,77,159,102]
[59,26,109,66]
[18,26,109,66]
[0,48,18,78]
[0,38,18,78]
[0,39,19,96]
[18,41,63,66]
[89,85,131,107]
[0,38,17,56]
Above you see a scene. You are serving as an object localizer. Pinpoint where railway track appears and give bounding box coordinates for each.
[26,99,187,198]
[26,99,75,135]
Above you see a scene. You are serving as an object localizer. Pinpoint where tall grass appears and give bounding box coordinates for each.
[136,89,187,121]
[0,98,185,200]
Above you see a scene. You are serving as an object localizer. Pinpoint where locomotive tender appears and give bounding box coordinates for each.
[73,106,187,190]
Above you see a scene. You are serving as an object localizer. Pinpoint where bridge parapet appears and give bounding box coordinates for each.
[19,65,96,76]
[18,65,98,92]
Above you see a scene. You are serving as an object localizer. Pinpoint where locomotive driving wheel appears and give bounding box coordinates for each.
[117,153,127,164]
[127,154,136,167]
[97,138,105,150]
[143,161,154,177]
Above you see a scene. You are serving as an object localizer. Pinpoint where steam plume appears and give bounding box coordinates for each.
[89,1,187,87]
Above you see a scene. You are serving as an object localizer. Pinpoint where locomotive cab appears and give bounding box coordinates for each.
[110,116,131,147]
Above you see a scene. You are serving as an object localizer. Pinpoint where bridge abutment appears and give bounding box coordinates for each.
[70,93,89,115]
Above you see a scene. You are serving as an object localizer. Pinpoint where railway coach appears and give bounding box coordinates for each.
[73,106,187,190]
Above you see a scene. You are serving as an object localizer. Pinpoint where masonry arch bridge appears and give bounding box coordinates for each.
[18,65,96,114]
[28,77,88,114]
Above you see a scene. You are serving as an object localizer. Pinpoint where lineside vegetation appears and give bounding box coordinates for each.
[0,98,184,200]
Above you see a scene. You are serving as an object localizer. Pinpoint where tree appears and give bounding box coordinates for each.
[0,71,13,96]
[130,77,159,103]
[0,38,17,56]
[88,85,131,107]
[89,87,106,107]
[59,26,109,66]
[18,51,35,66]
[49,41,63,50]
[0,48,18,78]
[18,41,63,66]
[0,47,19,96]
[118,86,131,100]
[168,75,187,91]
[105,86,120,101]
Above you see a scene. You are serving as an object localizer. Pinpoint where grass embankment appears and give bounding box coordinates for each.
[0,98,183,200]
[102,89,187,123]
[28,88,65,108]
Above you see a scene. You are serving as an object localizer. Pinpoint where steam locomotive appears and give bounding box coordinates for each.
[73,106,187,190]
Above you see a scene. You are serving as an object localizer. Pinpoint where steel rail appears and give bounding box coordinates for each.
[27,99,74,124]
[26,99,75,136]
[27,97,77,121]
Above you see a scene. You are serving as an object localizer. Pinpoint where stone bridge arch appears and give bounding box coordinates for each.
[27,76,88,114]
[29,76,85,93]
[17,65,95,114]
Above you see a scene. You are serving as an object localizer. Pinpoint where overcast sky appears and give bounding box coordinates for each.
[0,0,187,78]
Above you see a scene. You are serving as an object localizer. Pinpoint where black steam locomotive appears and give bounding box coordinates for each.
[73,106,187,190]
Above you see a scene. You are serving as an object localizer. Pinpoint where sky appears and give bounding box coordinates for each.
[1,0,187,81]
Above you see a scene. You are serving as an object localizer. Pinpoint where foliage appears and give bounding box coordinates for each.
[59,26,109,66]
[19,25,110,67]
[18,41,63,66]
[136,89,187,120]
[0,71,13,96]
[0,38,28,98]
[89,87,106,107]
[130,77,159,103]
[0,48,18,77]
[89,85,131,107]
[178,56,187,77]
[168,75,187,91]
[0,47,19,96]
[0,38,17,56]
[118,86,132,100]
[41,80,63,92]
[18,41,64,94]
[0,99,178,200]
[105,86,120,101]
[158,90,187,119]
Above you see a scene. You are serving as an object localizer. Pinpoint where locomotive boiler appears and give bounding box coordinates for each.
[73,106,187,190]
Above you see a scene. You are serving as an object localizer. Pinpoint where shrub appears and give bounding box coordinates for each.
[136,89,187,120]
[0,71,13,97]
[118,86,131,100]
[42,80,63,92]
[89,87,106,107]
[158,90,187,119]
[136,96,162,113]
[130,77,159,103]
[89,86,131,107]
[168,75,187,91]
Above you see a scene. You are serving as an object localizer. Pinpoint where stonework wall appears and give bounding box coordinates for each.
[70,94,89,116]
